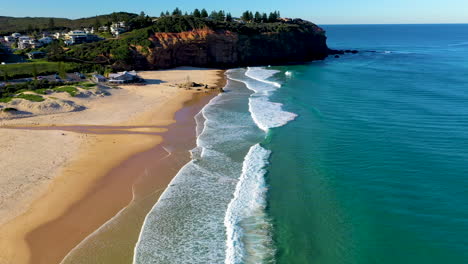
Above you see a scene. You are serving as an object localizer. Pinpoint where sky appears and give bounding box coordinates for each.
[1,0,467,24]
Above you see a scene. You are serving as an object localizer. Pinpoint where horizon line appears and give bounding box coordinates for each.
[2,14,467,26]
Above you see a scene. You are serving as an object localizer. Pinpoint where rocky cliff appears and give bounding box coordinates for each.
[67,18,337,70]
[131,27,330,69]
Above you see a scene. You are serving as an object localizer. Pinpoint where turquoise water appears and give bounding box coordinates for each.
[135,24,468,263]
[268,24,468,263]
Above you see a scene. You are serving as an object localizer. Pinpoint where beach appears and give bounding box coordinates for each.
[0,67,224,264]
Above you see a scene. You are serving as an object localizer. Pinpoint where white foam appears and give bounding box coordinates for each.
[249,97,297,132]
[224,144,275,264]
[245,67,282,88]
[234,67,298,131]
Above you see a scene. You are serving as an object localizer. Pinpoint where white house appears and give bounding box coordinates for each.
[39,37,53,45]
[110,21,128,36]
[92,74,107,83]
[53,32,63,39]
[3,36,14,42]
[108,71,139,84]
[65,30,88,45]
[18,39,41,50]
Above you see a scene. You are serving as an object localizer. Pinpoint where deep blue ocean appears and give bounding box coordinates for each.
[134,24,468,263]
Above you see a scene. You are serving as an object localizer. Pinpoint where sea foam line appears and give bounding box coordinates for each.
[235,67,298,132]
[224,144,274,264]
[246,67,282,88]
[132,79,227,264]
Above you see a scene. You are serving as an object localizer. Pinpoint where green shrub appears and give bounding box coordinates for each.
[16,93,45,102]
[54,86,78,96]
[0,97,12,103]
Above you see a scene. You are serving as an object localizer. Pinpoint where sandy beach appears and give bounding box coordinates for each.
[0,67,224,264]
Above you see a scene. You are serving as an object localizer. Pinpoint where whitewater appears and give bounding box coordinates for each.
[133,67,296,264]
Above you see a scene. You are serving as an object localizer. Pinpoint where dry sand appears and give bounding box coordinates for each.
[0,67,224,264]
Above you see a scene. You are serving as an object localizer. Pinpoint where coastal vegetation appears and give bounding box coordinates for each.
[0,79,84,100]
[0,12,140,35]
[2,8,330,80]
[0,61,79,79]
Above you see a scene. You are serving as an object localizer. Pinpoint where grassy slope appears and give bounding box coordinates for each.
[0,12,138,34]
[0,61,79,79]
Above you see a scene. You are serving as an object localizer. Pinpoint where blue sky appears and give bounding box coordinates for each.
[2,0,467,24]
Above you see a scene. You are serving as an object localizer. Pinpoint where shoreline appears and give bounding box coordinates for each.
[0,68,225,264]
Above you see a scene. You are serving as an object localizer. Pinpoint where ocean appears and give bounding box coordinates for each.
[134,24,468,263]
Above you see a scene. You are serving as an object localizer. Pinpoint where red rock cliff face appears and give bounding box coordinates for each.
[133,28,329,69]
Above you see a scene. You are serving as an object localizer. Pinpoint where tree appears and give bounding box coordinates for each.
[57,61,67,79]
[201,8,208,18]
[193,9,201,18]
[140,11,146,17]
[217,10,225,21]
[262,13,268,22]
[48,18,55,29]
[46,41,65,61]
[254,11,262,23]
[172,7,182,16]
[226,12,233,22]
[94,17,102,30]
[165,11,170,16]
[160,11,165,17]
[210,11,218,19]
[241,11,251,22]
[268,11,279,22]
[32,64,38,80]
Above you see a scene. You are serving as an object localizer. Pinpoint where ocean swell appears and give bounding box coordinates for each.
[224,144,275,264]
[242,67,298,131]
[134,67,296,264]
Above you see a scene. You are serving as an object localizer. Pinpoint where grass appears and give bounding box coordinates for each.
[34,88,50,94]
[0,61,79,79]
[80,83,97,90]
[0,97,13,103]
[54,86,78,97]
[16,93,45,102]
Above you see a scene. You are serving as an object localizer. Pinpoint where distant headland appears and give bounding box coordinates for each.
[0,9,353,80]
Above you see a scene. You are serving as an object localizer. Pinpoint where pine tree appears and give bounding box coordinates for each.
[226,12,233,22]
[193,8,201,17]
[172,7,182,16]
[268,11,278,22]
[241,11,250,22]
[210,11,218,19]
[262,13,268,23]
[254,11,261,23]
[201,9,208,18]
[160,11,165,17]
[217,10,225,21]
[165,11,170,16]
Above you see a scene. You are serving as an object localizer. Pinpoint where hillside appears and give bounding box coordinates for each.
[0,12,138,34]
[65,16,333,69]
